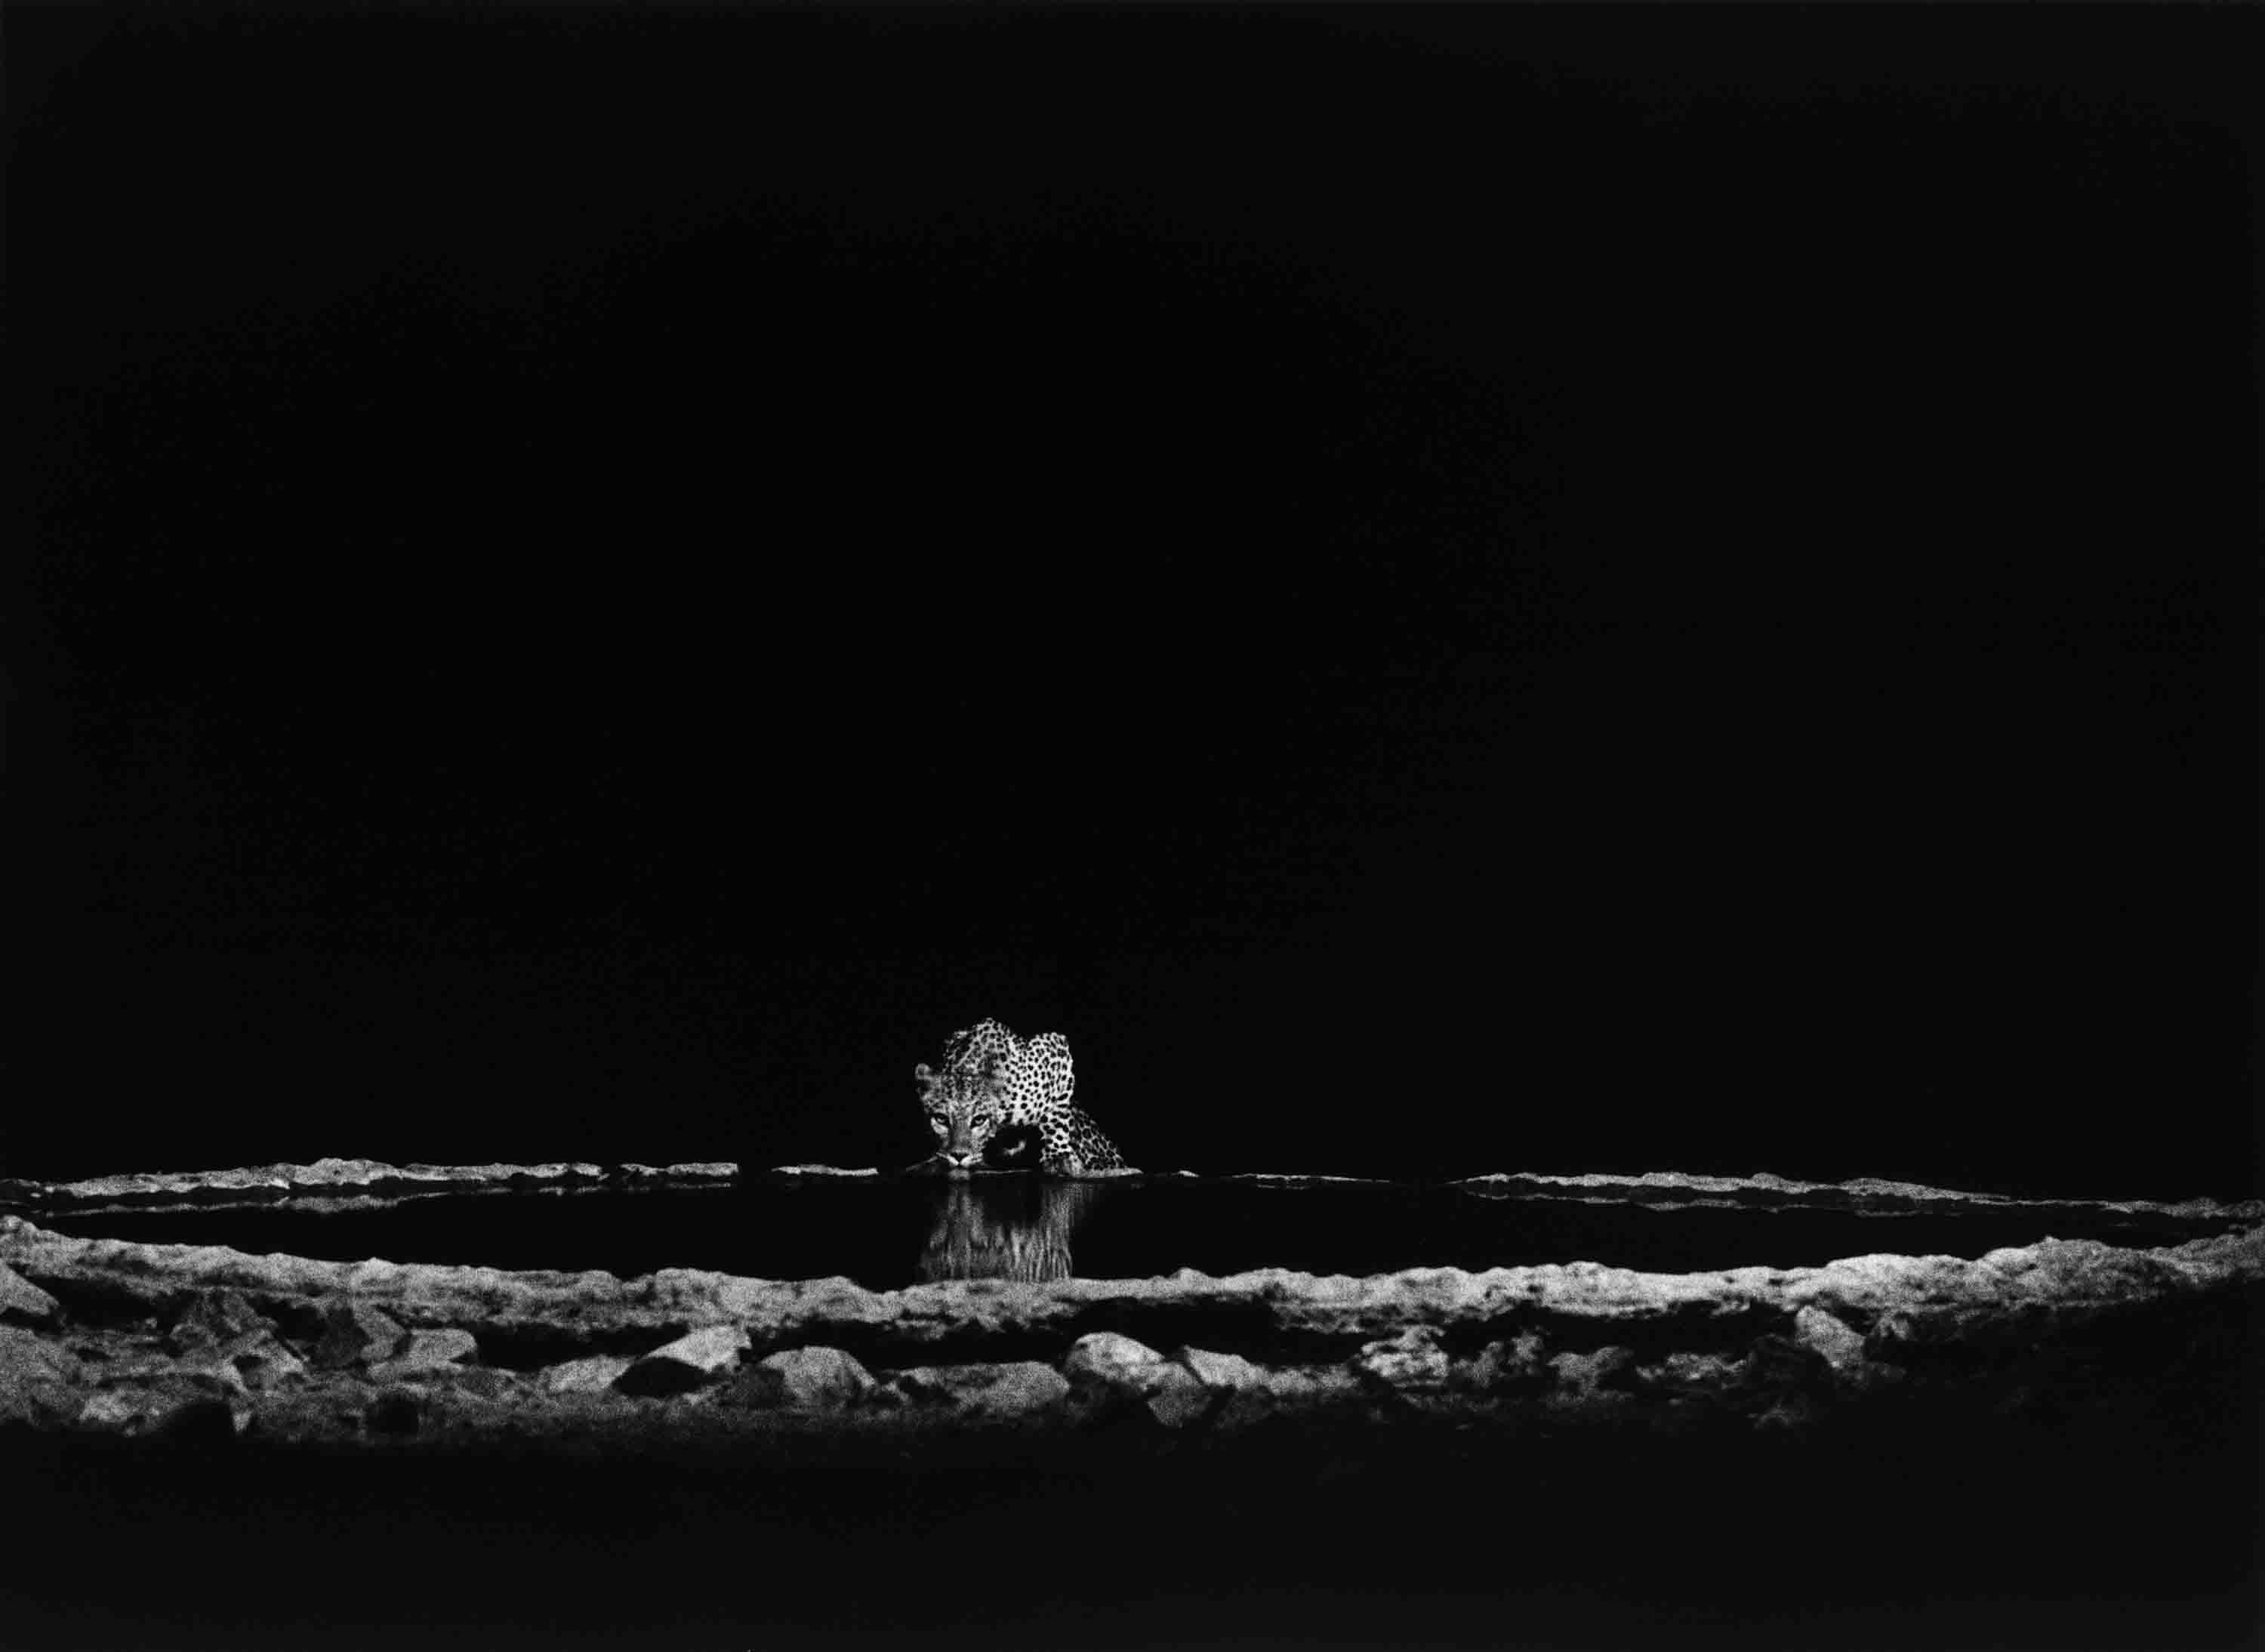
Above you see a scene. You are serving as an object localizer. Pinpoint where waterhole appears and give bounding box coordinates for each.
[30,1173,2246,1287]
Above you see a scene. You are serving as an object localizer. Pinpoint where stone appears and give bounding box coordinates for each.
[0,1324,84,1426]
[1174,1346,1274,1428]
[198,1329,308,1391]
[170,1288,276,1352]
[0,1261,60,1327]
[1062,1332,1213,1428]
[367,1328,479,1382]
[1140,1363,1214,1429]
[1063,1331,1173,1392]
[1251,1366,1364,1407]
[540,1354,635,1395]
[75,1390,146,1432]
[1351,1326,1450,1394]
[311,1298,408,1370]
[1456,1332,1547,1392]
[1863,1308,1923,1360]
[1176,1345,1267,1390]
[615,1324,750,1396]
[731,1345,874,1410]
[885,1361,1071,1419]
[1637,1350,1737,1397]
[1793,1305,1866,1371]
[1549,1345,1638,1401]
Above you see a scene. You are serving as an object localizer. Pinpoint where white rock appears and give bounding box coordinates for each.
[1142,1363,1214,1428]
[1063,1331,1212,1426]
[1351,1326,1450,1393]
[0,1261,61,1327]
[1550,1345,1636,1398]
[617,1324,750,1395]
[886,1361,1070,1417]
[311,1299,408,1370]
[0,1326,83,1426]
[1793,1305,1866,1371]
[1062,1331,1172,1390]
[735,1345,874,1410]
[541,1354,635,1394]
[367,1327,480,1382]
[1177,1346,1268,1390]
[170,1288,276,1351]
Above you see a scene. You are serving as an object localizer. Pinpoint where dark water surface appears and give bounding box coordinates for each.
[36,1179,2247,1287]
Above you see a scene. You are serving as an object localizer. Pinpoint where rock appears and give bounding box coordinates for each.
[0,1325,84,1426]
[170,1288,276,1352]
[197,1329,308,1392]
[1063,1331,1173,1392]
[731,1345,874,1410]
[0,1261,60,1327]
[884,1361,1071,1419]
[1062,1332,1213,1428]
[367,1328,479,1382]
[311,1299,408,1370]
[1141,1363,1215,1429]
[1177,1345,1267,1390]
[177,1359,250,1399]
[1250,1366,1364,1408]
[541,1355,635,1395]
[1792,1305,1866,1371]
[75,1390,147,1432]
[615,1324,750,1396]
[1637,1350,1737,1398]
[1351,1326,1450,1395]
[1456,1332,1547,1392]
[1863,1308,1924,1361]
[1174,1345,1274,1429]
[1549,1345,1638,1401]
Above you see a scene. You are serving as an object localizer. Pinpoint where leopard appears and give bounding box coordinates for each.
[914,1018,1132,1177]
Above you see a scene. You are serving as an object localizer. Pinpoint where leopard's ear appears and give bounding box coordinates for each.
[914,1062,938,1096]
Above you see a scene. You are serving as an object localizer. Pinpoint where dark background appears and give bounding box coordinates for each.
[8,4,2256,1197]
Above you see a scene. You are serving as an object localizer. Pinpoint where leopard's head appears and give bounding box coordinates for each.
[915,1059,1012,1173]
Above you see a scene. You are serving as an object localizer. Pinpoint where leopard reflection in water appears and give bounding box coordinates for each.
[914,1177,1114,1284]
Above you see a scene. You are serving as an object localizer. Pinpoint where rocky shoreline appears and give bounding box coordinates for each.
[7,1167,2259,1650]
[5,1180,2260,1459]
[0,1155,742,1215]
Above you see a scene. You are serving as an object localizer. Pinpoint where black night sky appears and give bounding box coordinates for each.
[7,5,2256,1197]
